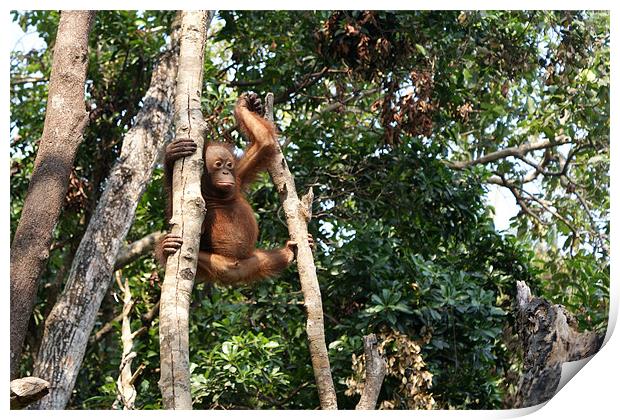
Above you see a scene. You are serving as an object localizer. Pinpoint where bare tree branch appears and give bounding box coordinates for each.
[490,171,579,241]
[112,272,139,410]
[114,231,164,270]
[487,174,546,227]
[264,93,338,409]
[447,135,571,170]
[159,10,212,410]
[11,76,48,86]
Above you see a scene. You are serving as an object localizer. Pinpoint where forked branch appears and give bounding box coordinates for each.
[263,93,338,409]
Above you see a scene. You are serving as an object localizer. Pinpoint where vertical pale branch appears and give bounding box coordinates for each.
[158,10,213,410]
[113,273,139,410]
[264,94,338,409]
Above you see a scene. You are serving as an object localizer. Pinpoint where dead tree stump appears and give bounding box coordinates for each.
[514,281,603,407]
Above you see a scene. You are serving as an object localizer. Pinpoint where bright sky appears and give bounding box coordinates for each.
[485,185,519,232]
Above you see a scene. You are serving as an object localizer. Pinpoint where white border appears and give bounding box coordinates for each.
[3,2,617,419]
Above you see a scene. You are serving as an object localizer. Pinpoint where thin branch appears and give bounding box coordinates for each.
[226,78,265,87]
[141,299,160,323]
[274,66,329,104]
[280,88,381,150]
[129,364,146,386]
[257,381,311,407]
[519,188,578,238]
[113,273,139,409]
[573,189,609,255]
[114,231,164,270]
[487,174,546,227]
[11,76,48,86]
[556,150,608,253]
[94,302,131,343]
[93,299,159,343]
[305,88,381,127]
[447,135,571,170]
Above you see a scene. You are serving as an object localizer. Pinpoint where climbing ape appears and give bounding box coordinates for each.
[156,93,312,285]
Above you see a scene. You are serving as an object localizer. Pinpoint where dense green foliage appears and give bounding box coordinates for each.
[10,11,609,409]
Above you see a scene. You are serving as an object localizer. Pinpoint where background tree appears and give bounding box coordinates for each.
[10,10,609,409]
[10,10,94,379]
[30,12,179,409]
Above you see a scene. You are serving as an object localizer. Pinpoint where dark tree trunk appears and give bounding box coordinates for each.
[514,281,603,408]
[30,21,180,409]
[10,10,94,379]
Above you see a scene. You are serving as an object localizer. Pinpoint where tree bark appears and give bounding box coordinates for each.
[113,273,139,409]
[446,135,571,170]
[114,231,164,270]
[355,334,387,410]
[10,377,50,409]
[264,93,338,409]
[10,10,94,379]
[158,10,212,410]
[30,20,180,409]
[514,281,603,408]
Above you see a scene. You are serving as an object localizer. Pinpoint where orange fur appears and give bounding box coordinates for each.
[157,93,294,286]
